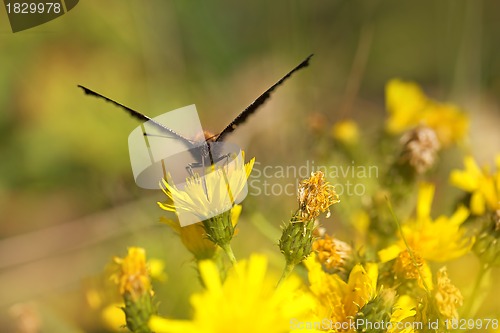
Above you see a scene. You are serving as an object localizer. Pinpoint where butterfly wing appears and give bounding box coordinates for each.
[214,54,313,142]
[78,85,195,147]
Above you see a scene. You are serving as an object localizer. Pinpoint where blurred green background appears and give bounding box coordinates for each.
[1,1,499,332]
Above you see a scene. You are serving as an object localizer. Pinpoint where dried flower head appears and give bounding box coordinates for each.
[297,171,340,222]
[434,267,463,320]
[400,126,440,173]
[112,247,152,300]
[312,233,351,271]
[392,249,433,290]
[393,249,423,280]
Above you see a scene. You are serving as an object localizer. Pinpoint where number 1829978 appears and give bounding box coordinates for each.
[5,2,62,14]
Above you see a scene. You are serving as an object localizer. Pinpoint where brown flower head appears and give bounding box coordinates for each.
[297,171,340,222]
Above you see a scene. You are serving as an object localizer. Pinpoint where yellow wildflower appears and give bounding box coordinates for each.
[101,303,127,332]
[385,79,468,146]
[158,152,255,226]
[450,155,500,215]
[379,182,474,264]
[160,205,242,260]
[112,247,152,300]
[111,247,157,333]
[279,171,340,272]
[304,253,378,330]
[149,254,317,333]
[332,119,359,145]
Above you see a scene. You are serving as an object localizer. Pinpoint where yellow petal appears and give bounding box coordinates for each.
[230,204,242,227]
[378,244,401,263]
[101,303,126,332]
[470,191,486,215]
[449,169,478,192]
[417,182,435,219]
[448,205,470,226]
[149,316,199,333]
[198,259,222,294]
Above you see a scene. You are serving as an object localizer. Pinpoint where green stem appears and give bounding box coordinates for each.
[221,244,237,266]
[277,263,295,288]
[461,263,489,318]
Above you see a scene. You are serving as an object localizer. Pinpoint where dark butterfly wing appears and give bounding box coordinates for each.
[77,85,194,147]
[214,54,313,142]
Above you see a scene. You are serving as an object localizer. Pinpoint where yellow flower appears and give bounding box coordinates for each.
[160,205,242,260]
[450,155,500,215]
[379,182,474,264]
[158,152,255,226]
[332,120,359,145]
[111,247,157,333]
[279,172,340,269]
[111,247,152,300]
[149,254,317,333]
[304,253,378,330]
[385,79,468,146]
[148,258,167,282]
[101,303,127,332]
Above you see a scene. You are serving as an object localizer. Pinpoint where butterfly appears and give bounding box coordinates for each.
[78,54,313,187]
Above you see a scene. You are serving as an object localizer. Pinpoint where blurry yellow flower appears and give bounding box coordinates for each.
[450,155,500,215]
[350,210,370,237]
[304,254,378,330]
[111,247,157,333]
[148,258,167,282]
[379,182,474,263]
[160,205,242,260]
[149,254,317,333]
[332,119,359,145]
[434,267,463,320]
[385,79,468,146]
[158,153,254,222]
[112,247,152,300]
[101,303,127,332]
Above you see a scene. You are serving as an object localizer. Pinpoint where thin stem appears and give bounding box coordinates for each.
[277,263,295,288]
[461,263,489,318]
[221,244,237,266]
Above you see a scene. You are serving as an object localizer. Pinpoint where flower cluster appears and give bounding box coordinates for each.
[93,79,499,333]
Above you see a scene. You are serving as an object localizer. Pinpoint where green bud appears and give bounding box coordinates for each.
[355,289,395,333]
[279,218,315,266]
[123,292,157,333]
[202,210,235,248]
